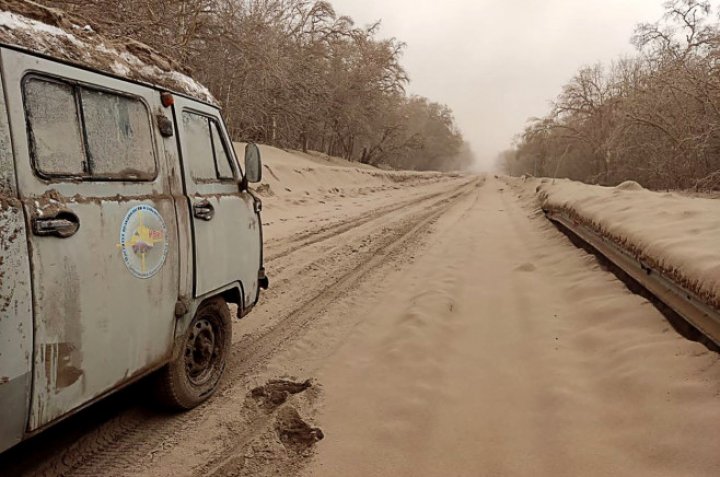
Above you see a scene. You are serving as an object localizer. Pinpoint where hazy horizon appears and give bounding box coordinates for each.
[330,0,667,170]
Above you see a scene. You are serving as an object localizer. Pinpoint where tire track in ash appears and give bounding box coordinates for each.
[14,178,479,477]
[196,182,485,477]
[262,178,478,295]
[84,179,480,477]
[264,177,474,263]
[73,179,480,477]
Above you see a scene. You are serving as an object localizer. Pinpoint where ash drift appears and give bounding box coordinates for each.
[538,179,720,342]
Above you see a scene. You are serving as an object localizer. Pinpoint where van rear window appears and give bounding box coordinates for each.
[23,76,156,181]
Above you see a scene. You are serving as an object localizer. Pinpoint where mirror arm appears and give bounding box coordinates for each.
[239,175,249,191]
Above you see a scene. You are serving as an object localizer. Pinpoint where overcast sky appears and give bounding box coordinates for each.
[330,0,666,170]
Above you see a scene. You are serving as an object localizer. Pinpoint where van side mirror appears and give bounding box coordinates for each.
[244,143,262,184]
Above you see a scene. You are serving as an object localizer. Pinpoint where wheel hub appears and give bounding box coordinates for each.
[185,318,218,385]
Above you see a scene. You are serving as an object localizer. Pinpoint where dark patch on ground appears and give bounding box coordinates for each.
[254,183,275,197]
[515,262,536,272]
[275,407,324,453]
[250,379,312,409]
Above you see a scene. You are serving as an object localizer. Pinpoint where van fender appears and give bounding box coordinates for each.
[173,282,245,339]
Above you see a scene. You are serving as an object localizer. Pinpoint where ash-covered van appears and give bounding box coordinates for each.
[0,6,267,453]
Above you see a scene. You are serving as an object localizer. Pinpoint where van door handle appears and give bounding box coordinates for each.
[193,200,214,221]
[32,212,80,238]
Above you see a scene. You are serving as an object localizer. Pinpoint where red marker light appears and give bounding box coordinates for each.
[161,92,174,107]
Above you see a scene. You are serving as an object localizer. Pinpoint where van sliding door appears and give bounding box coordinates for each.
[3,50,180,430]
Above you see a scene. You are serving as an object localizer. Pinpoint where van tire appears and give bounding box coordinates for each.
[156,297,232,410]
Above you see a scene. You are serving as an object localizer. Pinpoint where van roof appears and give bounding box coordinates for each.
[0,1,219,106]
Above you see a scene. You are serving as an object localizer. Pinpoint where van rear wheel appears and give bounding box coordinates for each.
[156,297,232,410]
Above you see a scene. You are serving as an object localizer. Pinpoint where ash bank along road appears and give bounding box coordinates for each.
[4,174,720,477]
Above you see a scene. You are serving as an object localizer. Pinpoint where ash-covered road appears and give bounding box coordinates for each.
[2,172,719,477]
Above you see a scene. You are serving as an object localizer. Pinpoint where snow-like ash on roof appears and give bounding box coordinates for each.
[0,0,217,105]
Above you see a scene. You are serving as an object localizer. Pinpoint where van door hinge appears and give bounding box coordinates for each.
[156,114,174,137]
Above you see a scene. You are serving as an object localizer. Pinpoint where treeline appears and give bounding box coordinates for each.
[39,0,472,171]
[501,0,720,189]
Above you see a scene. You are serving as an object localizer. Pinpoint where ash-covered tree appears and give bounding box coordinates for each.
[505,0,720,189]
[39,0,471,171]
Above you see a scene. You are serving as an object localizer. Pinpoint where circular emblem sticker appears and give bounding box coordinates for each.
[117,205,169,279]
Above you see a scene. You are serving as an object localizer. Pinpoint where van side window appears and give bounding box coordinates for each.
[24,78,86,176]
[182,111,235,182]
[211,122,233,180]
[23,76,156,180]
[81,89,155,179]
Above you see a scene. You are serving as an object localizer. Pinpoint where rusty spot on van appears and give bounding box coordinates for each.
[43,343,84,391]
[56,343,83,389]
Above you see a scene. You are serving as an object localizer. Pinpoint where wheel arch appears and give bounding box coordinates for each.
[174,281,245,339]
[220,284,244,311]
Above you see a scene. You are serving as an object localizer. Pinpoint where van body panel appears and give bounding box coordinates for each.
[0,59,33,454]
[0,42,264,452]
[1,48,181,429]
[172,97,261,308]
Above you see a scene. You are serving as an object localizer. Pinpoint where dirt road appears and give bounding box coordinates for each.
[3,170,719,477]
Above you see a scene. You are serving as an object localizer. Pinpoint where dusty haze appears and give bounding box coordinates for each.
[331,0,666,170]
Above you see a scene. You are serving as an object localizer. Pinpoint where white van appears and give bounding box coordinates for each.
[0,40,268,453]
